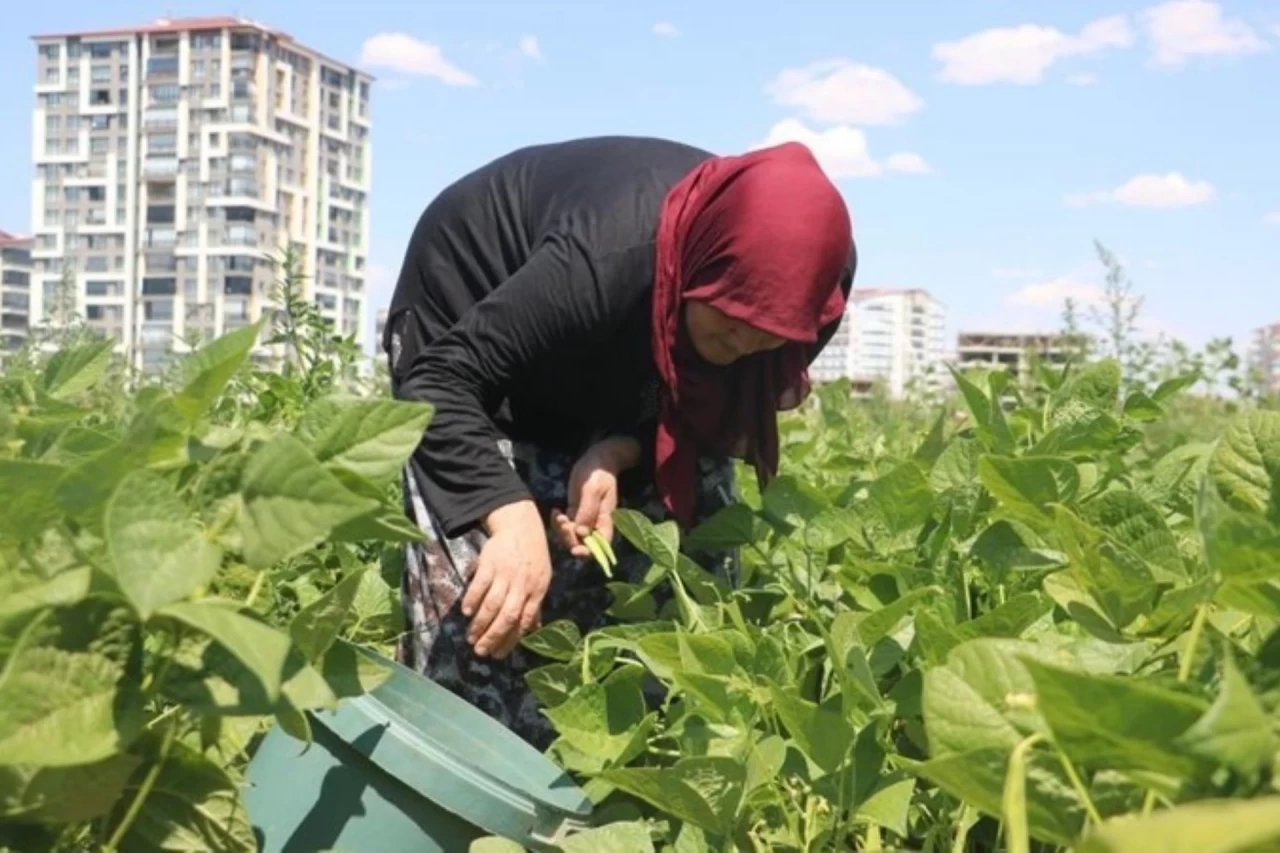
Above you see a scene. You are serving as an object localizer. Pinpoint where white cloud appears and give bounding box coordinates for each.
[1066,72,1100,85]
[653,21,679,38]
[360,33,478,86]
[933,14,1133,85]
[1066,172,1216,208]
[1007,275,1106,308]
[1265,211,1280,225]
[752,118,930,181]
[765,60,923,126]
[1142,0,1267,65]
[518,34,543,62]
[885,152,931,174]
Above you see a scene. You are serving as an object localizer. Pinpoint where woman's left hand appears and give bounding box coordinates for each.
[553,436,640,558]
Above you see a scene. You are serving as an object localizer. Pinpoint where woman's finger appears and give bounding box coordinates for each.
[476,577,525,657]
[467,574,509,648]
[461,553,494,618]
[552,510,580,551]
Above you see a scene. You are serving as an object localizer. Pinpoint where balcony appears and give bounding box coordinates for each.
[146,56,179,79]
[142,158,179,178]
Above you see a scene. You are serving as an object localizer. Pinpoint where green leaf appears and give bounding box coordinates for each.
[0,752,140,822]
[979,456,1079,522]
[520,620,581,662]
[0,461,67,541]
[42,339,115,400]
[601,756,745,835]
[0,567,91,625]
[237,434,380,568]
[1055,507,1158,630]
[760,474,830,528]
[949,367,1014,451]
[684,503,769,552]
[1033,409,1124,457]
[470,838,526,853]
[172,323,262,423]
[910,748,1086,847]
[614,509,679,570]
[971,521,1063,581]
[1151,372,1199,404]
[544,667,652,770]
[856,773,915,836]
[560,821,654,853]
[290,568,367,663]
[1122,391,1163,422]
[866,462,935,534]
[1022,659,1208,776]
[1076,797,1280,853]
[923,639,1065,757]
[105,470,223,618]
[1081,489,1185,578]
[913,408,949,467]
[111,739,256,853]
[1055,359,1121,411]
[1198,484,1280,586]
[0,644,143,767]
[853,586,946,648]
[156,601,292,703]
[1205,410,1280,519]
[768,683,855,774]
[1173,651,1276,776]
[294,396,434,482]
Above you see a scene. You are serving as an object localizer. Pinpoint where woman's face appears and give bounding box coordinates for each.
[684,301,786,366]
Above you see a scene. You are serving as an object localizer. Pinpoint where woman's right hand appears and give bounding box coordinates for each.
[463,500,552,659]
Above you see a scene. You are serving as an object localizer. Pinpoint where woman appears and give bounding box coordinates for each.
[384,135,856,748]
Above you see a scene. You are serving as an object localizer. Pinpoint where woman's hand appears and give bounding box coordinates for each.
[463,500,552,659]
[552,436,641,558]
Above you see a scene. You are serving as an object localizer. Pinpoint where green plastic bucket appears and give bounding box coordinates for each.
[243,647,593,852]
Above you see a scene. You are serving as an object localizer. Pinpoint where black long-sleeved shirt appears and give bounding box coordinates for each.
[384,135,853,537]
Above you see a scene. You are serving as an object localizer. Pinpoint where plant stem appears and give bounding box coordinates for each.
[1004,733,1044,853]
[105,721,176,851]
[1055,747,1103,826]
[1177,602,1208,683]
[951,804,973,853]
[244,569,268,608]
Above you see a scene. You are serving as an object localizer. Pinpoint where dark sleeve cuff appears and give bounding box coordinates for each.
[434,482,536,540]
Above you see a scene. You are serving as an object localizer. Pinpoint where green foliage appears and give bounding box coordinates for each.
[522,360,1280,852]
[0,259,426,850]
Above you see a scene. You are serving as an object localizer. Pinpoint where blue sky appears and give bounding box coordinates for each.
[2,0,1277,353]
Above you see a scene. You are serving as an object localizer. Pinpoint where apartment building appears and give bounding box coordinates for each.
[31,17,372,371]
[955,330,1076,381]
[0,230,33,352]
[809,288,947,398]
[1249,323,1280,395]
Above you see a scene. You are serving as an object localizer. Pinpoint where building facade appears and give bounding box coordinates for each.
[809,288,947,398]
[31,17,372,371]
[955,331,1074,381]
[1250,323,1280,396]
[0,231,33,353]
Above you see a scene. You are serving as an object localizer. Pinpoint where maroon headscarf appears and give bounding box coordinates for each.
[652,141,854,525]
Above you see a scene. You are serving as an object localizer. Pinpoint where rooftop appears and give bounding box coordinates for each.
[0,230,31,248]
[31,16,373,79]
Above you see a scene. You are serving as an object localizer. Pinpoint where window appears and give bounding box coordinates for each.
[223,275,253,295]
[315,293,337,310]
[84,256,108,273]
[144,299,174,321]
[91,89,111,105]
[64,211,79,227]
[91,114,111,130]
[192,59,205,78]
[192,32,221,50]
[117,135,129,150]
[230,33,257,51]
[225,207,255,223]
[45,115,61,134]
[87,186,105,202]
[44,68,60,83]
[68,68,79,84]
[67,42,82,58]
[151,83,179,104]
[91,65,112,82]
[146,56,179,77]
[149,132,177,153]
[39,44,60,60]
[118,88,128,104]
[89,43,114,59]
[227,255,255,272]
[90,137,109,154]
[209,83,221,98]
[147,205,175,224]
[142,277,176,296]
[86,280,122,297]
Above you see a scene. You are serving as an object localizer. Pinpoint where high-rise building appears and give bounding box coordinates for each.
[0,230,33,353]
[810,288,947,398]
[955,331,1074,381]
[1250,323,1280,395]
[31,17,372,371]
